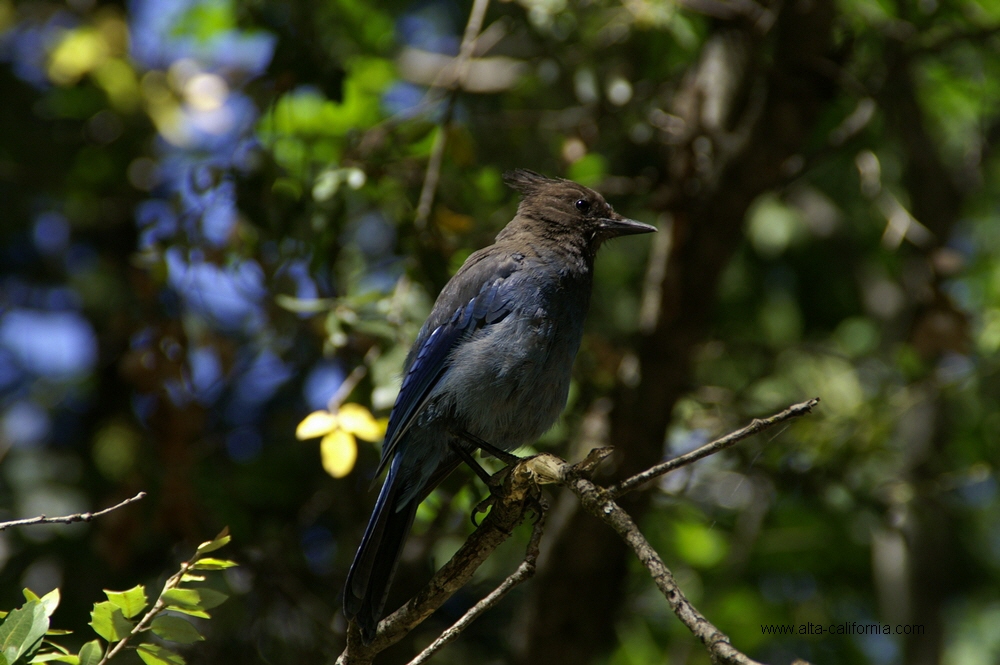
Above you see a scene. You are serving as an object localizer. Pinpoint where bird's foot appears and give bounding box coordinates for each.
[471,464,549,529]
[525,490,549,524]
[471,495,493,527]
[470,464,513,527]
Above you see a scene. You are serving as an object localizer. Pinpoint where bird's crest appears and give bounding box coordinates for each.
[502,169,558,195]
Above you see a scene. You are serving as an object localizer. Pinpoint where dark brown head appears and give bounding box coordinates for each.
[501,169,655,247]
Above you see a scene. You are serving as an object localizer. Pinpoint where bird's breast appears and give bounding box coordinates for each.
[432,275,590,451]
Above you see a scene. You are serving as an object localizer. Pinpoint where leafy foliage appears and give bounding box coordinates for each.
[0,531,234,665]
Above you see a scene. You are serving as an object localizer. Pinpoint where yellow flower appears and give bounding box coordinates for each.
[296,403,386,478]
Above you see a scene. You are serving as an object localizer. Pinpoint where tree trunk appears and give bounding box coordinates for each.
[518,2,837,661]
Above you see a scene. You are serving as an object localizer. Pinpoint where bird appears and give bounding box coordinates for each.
[343,168,656,642]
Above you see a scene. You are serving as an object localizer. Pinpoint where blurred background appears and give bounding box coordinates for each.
[1,0,998,663]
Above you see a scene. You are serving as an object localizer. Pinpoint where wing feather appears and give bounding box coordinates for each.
[372,252,522,477]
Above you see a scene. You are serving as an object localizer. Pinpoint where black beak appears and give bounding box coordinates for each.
[599,213,657,237]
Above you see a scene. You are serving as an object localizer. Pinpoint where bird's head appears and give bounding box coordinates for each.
[502,169,656,247]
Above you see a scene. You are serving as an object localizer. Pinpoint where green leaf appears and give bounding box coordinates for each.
[160,589,199,610]
[77,640,102,665]
[29,653,79,663]
[188,588,227,610]
[37,590,60,619]
[88,602,133,642]
[194,528,231,555]
[22,590,40,603]
[178,575,205,583]
[159,607,210,620]
[104,586,148,619]
[44,630,72,636]
[189,558,237,571]
[0,600,49,665]
[161,588,227,611]
[136,643,185,665]
[150,617,203,644]
[37,641,70,654]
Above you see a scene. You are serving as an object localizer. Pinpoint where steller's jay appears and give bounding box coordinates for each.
[343,169,656,641]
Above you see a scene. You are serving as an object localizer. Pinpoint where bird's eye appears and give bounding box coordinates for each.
[575,199,591,213]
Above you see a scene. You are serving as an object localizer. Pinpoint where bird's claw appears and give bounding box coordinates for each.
[471,494,494,527]
[526,492,548,523]
[470,465,515,527]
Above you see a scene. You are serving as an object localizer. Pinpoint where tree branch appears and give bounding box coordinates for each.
[336,399,819,664]
[610,398,820,497]
[0,492,147,532]
[413,0,491,230]
[537,400,821,663]
[337,458,543,664]
[564,469,769,665]
[406,507,547,665]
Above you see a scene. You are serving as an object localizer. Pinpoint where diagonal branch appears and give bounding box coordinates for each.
[0,491,147,532]
[535,398,821,664]
[336,398,819,664]
[406,506,547,665]
[565,466,772,665]
[610,398,820,497]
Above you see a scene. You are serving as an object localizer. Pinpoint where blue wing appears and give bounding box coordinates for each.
[373,252,523,478]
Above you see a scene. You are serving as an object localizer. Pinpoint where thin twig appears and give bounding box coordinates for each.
[610,398,820,497]
[0,491,147,532]
[414,128,449,230]
[406,508,547,665]
[414,0,491,230]
[327,346,382,412]
[565,472,771,665]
